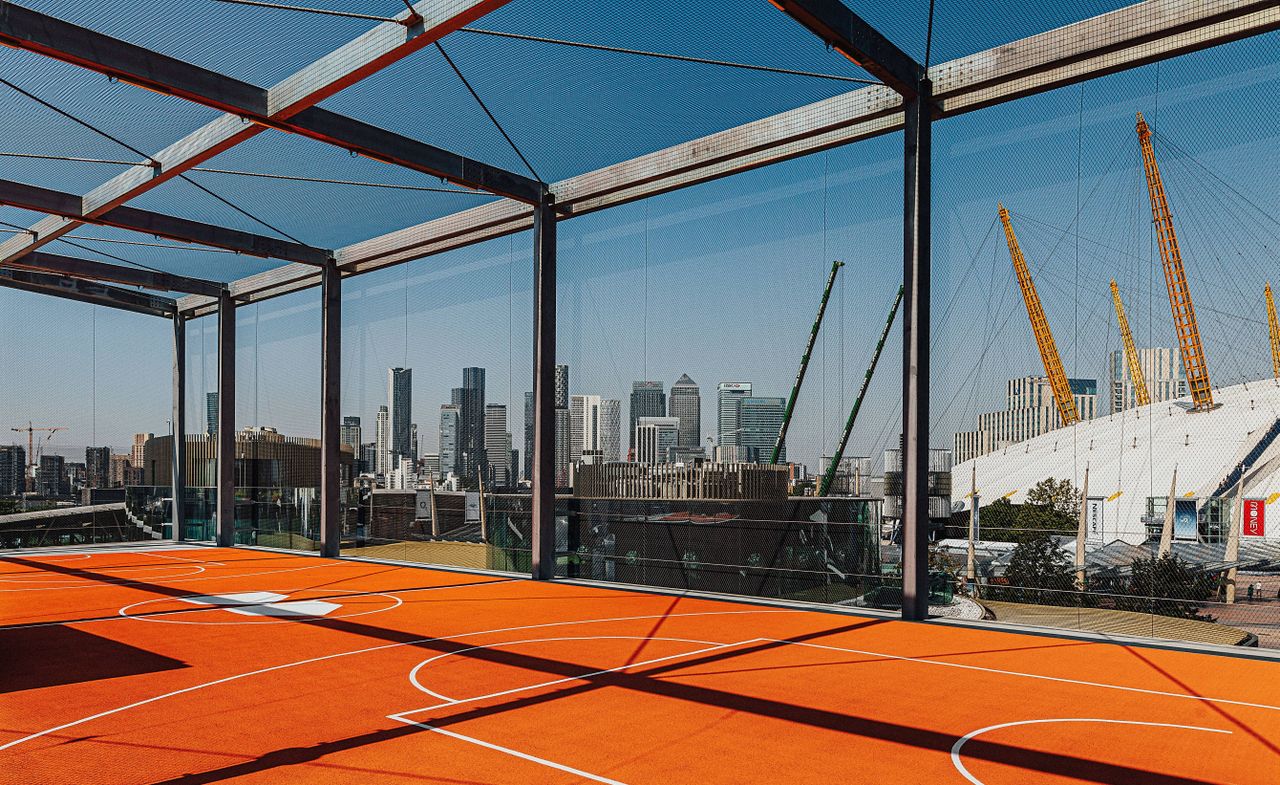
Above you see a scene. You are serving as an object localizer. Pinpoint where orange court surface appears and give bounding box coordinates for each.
[3,544,1280,785]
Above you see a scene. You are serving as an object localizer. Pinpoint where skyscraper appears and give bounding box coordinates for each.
[629,381,666,452]
[523,391,534,482]
[452,367,486,479]
[569,394,599,463]
[554,364,569,409]
[554,408,571,486]
[375,405,390,476]
[85,447,110,489]
[485,404,511,486]
[439,404,460,476]
[668,374,701,447]
[736,396,786,463]
[635,417,680,464]
[1108,346,1187,414]
[717,382,752,446]
[387,367,412,463]
[131,433,151,469]
[206,392,218,438]
[340,416,361,451]
[599,399,622,463]
[0,445,26,496]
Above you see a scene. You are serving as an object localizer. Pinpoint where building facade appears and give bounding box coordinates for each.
[0,445,25,496]
[599,399,621,463]
[452,367,486,479]
[485,404,511,486]
[952,375,1099,463]
[439,404,460,476]
[737,396,785,463]
[387,367,412,464]
[1108,346,1187,414]
[717,381,752,447]
[629,381,666,452]
[669,374,701,448]
[635,416,680,465]
[374,405,390,476]
[85,447,110,489]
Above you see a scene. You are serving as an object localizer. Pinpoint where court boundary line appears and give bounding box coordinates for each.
[950,718,1232,785]
[118,589,405,626]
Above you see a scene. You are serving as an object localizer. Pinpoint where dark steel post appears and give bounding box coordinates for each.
[216,289,236,548]
[171,313,186,541]
[531,194,557,580]
[901,79,932,621]
[320,259,341,558]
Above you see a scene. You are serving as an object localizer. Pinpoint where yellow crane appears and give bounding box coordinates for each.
[1110,279,1150,407]
[998,203,1079,426]
[1267,283,1280,380]
[1136,112,1214,411]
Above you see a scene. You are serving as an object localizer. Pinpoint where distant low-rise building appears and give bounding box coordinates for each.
[953,375,1098,463]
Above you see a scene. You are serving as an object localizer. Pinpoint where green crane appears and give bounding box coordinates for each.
[818,285,904,497]
[770,260,844,465]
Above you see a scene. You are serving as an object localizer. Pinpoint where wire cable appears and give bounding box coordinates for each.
[212,0,401,23]
[434,42,542,182]
[456,28,882,85]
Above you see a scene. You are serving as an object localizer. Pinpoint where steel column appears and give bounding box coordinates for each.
[900,79,932,621]
[319,260,341,558]
[215,289,236,548]
[530,194,557,580]
[171,313,186,541]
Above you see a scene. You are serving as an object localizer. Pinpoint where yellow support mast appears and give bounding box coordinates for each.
[998,204,1080,426]
[1136,112,1214,411]
[1110,279,1150,407]
[1267,283,1280,380]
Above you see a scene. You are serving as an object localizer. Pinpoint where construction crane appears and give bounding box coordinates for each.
[998,204,1079,426]
[1110,279,1151,407]
[9,422,66,491]
[818,285,903,497]
[1136,112,1214,412]
[1267,283,1280,380]
[771,260,844,465]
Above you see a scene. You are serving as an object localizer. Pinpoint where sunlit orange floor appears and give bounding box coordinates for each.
[3,545,1279,785]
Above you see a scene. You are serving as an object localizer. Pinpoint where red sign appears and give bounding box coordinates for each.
[1243,499,1266,537]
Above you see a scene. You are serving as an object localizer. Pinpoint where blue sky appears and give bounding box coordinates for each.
[1,2,1277,475]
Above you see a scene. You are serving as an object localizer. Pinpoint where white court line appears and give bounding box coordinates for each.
[399,638,759,714]
[767,638,1280,714]
[118,590,404,626]
[0,564,204,585]
[950,718,1232,785]
[0,608,789,752]
[388,719,630,785]
[408,635,728,702]
[0,559,334,595]
[148,550,227,567]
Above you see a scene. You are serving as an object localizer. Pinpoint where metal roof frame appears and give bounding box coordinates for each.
[165,0,1279,317]
[6,251,223,297]
[0,266,176,317]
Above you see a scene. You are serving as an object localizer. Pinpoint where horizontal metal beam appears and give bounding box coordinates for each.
[0,0,513,263]
[0,267,176,317]
[6,251,224,296]
[177,0,1278,316]
[0,179,332,265]
[0,0,539,203]
[770,0,922,97]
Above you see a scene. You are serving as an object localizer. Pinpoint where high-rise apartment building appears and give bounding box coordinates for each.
[452,367,486,479]
[717,382,752,446]
[736,397,786,463]
[0,445,25,496]
[554,364,569,409]
[439,404,460,476]
[131,433,151,468]
[206,392,218,438]
[554,407,571,487]
[387,368,412,463]
[629,381,666,451]
[953,375,1099,463]
[523,391,534,482]
[485,404,512,486]
[375,405,390,476]
[38,454,65,497]
[599,399,621,463]
[340,416,361,451]
[569,394,599,463]
[85,447,110,489]
[668,374,701,448]
[635,416,681,465]
[1108,346,1187,414]
[108,453,133,487]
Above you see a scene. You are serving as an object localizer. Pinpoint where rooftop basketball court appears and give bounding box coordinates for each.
[3,544,1279,784]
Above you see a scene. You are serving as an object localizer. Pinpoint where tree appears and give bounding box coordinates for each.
[1112,555,1217,621]
[1000,533,1076,606]
[1025,477,1081,518]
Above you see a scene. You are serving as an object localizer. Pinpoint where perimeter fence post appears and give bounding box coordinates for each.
[320,259,341,558]
[215,289,235,548]
[171,312,186,541]
[531,193,557,580]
